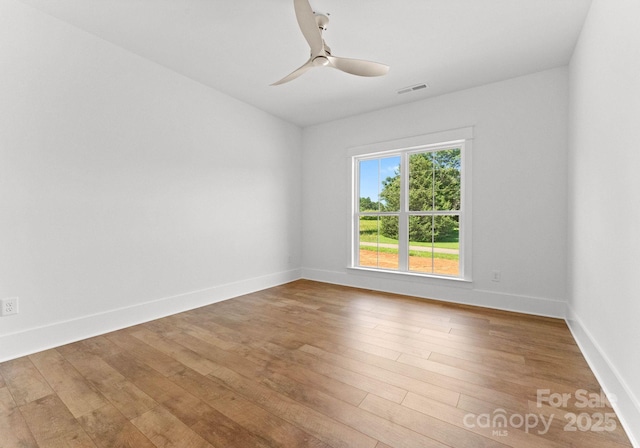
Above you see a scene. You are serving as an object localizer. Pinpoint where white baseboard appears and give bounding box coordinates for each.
[0,269,302,363]
[566,306,640,448]
[302,267,566,318]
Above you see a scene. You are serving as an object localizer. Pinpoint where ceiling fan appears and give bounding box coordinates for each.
[271,0,389,85]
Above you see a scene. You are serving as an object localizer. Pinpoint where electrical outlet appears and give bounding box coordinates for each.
[492,270,501,282]
[1,297,18,316]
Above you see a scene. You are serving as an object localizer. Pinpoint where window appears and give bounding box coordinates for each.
[352,136,470,280]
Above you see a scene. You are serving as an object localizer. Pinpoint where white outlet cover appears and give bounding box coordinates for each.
[1,297,18,316]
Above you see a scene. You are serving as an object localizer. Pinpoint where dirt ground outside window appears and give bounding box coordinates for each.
[359,249,459,276]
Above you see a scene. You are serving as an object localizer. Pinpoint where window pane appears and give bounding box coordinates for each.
[433,215,460,276]
[408,215,434,274]
[379,156,401,212]
[433,149,461,211]
[359,216,399,270]
[408,215,460,276]
[359,157,401,213]
[409,152,434,211]
[359,159,380,212]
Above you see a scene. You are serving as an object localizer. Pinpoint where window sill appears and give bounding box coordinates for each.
[347,266,472,284]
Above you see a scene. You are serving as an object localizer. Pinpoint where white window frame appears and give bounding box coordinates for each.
[348,127,472,282]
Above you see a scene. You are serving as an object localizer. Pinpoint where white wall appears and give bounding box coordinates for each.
[2,0,637,438]
[567,0,640,443]
[0,1,302,361]
[302,68,569,317]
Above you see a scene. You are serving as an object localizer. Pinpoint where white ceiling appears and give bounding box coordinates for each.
[19,0,592,127]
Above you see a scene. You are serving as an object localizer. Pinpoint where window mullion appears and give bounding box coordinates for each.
[353,159,360,267]
[431,153,436,274]
[398,153,408,271]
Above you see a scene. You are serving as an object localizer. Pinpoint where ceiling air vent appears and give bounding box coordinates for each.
[397,83,429,95]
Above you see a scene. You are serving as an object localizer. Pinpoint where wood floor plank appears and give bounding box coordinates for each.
[252,341,409,404]
[204,362,378,448]
[396,352,539,399]
[0,280,632,448]
[19,394,97,447]
[359,393,508,448]
[318,304,454,334]
[57,342,157,420]
[104,331,186,377]
[171,367,334,448]
[377,318,580,363]
[211,300,406,361]
[29,349,107,418]
[300,342,530,412]
[171,325,444,448]
[77,403,156,448]
[172,329,370,407]
[347,325,523,365]
[428,351,533,382]
[298,344,461,406]
[131,328,219,375]
[103,351,203,407]
[104,352,274,448]
[80,335,123,358]
[0,387,39,448]
[0,357,54,406]
[180,316,408,404]
[223,365,450,448]
[349,324,527,365]
[131,406,214,448]
[525,357,600,390]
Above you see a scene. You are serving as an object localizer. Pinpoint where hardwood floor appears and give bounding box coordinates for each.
[0,280,632,448]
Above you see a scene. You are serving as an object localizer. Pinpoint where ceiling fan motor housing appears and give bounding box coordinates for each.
[313,55,330,66]
[314,12,330,30]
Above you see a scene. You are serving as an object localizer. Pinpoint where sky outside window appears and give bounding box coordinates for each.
[359,156,400,209]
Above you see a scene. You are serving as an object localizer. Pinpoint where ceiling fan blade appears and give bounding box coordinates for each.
[271,58,314,86]
[294,0,323,55]
[327,56,389,77]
